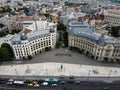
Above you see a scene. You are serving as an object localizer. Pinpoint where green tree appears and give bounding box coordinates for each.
[63,31,68,47]
[43,13,50,18]
[103,87,111,90]
[0,48,11,61]
[57,22,67,31]
[1,43,14,57]
[63,86,73,90]
[0,31,5,37]
[111,26,120,37]
[27,55,32,60]
[56,41,61,48]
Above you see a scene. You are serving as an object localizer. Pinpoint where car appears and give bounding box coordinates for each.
[59,80,65,84]
[7,79,14,85]
[34,84,40,87]
[75,80,80,84]
[0,78,7,84]
[27,83,33,87]
[41,82,48,86]
[51,83,58,87]
[67,80,74,84]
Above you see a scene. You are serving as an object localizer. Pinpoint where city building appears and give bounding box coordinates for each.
[68,20,120,61]
[103,8,120,26]
[11,19,56,60]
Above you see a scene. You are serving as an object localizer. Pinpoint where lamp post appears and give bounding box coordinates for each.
[87,70,91,81]
[15,69,19,79]
[108,70,112,82]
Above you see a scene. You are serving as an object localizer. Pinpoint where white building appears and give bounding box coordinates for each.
[11,20,57,60]
[103,8,120,26]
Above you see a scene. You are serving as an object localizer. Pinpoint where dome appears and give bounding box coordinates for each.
[20,34,27,40]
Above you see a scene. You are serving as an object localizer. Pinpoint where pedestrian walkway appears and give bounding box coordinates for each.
[0,62,120,77]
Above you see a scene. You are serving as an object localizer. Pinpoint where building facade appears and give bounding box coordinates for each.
[103,8,120,26]
[68,20,120,61]
[11,29,56,60]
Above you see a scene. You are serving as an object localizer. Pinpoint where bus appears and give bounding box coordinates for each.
[13,80,26,87]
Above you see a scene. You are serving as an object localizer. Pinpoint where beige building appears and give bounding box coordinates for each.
[68,20,120,61]
[103,8,120,26]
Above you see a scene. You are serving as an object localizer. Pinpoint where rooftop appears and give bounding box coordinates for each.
[68,20,120,45]
[12,29,51,44]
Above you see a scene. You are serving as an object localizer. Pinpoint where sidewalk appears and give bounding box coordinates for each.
[0,62,120,77]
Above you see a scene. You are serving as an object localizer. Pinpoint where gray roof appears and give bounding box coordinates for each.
[11,30,51,44]
[68,20,120,45]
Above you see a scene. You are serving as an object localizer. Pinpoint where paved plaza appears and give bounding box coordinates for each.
[24,48,120,67]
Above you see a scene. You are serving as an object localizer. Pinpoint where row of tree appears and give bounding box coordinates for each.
[56,22,68,48]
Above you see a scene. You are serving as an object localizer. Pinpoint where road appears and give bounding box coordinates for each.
[0,81,120,90]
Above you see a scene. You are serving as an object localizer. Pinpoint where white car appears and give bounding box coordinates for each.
[51,83,58,87]
[41,82,48,86]
[75,81,80,84]
[34,84,40,87]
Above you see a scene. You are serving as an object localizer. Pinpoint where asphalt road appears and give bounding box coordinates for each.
[0,81,120,90]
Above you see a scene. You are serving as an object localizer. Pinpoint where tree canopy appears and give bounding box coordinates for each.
[111,26,120,37]
[0,31,5,37]
[0,48,11,61]
[57,22,67,31]
[0,43,14,61]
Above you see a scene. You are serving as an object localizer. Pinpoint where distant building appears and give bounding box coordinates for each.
[68,20,120,61]
[103,8,120,26]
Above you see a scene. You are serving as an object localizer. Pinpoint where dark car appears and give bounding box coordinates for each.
[0,78,7,84]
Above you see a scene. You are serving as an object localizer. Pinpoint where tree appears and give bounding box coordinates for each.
[0,48,11,61]
[103,87,111,90]
[63,86,73,90]
[56,41,61,48]
[63,31,68,47]
[27,55,32,60]
[111,26,120,37]
[11,29,21,34]
[45,47,51,52]
[43,13,50,18]
[0,31,5,37]
[1,43,14,57]
[57,22,67,31]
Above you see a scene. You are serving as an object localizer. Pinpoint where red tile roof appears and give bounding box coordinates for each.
[20,28,32,35]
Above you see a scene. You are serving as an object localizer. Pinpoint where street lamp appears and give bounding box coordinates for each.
[15,69,19,79]
[87,70,91,81]
[107,70,112,82]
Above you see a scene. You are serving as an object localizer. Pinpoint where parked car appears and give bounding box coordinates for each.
[59,80,65,84]
[51,83,58,87]
[0,78,7,84]
[27,83,33,87]
[32,81,40,87]
[41,82,48,86]
[7,79,14,85]
[75,80,80,84]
